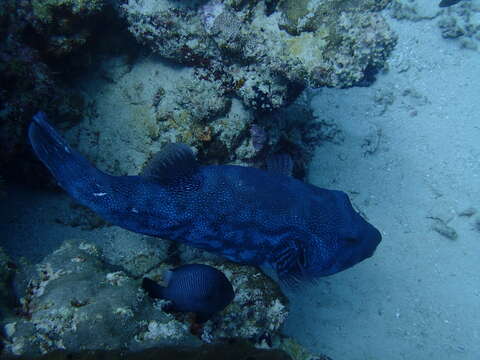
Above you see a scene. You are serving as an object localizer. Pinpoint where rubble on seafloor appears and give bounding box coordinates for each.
[390,0,480,50]
[0,240,324,360]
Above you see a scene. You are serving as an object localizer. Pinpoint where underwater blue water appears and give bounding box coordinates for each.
[1,0,480,359]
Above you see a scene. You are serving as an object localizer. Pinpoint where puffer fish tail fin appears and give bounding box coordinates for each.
[141,277,165,299]
[28,112,109,207]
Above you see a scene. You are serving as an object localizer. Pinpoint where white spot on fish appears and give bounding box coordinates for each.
[64,145,71,153]
[93,192,107,197]
[131,208,139,213]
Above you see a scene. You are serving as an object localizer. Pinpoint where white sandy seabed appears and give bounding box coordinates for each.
[283,6,480,360]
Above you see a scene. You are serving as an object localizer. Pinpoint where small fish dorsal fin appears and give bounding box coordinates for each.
[141,143,198,183]
[266,153,293,177]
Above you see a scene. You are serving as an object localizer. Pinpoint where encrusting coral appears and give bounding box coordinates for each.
[123,0,397,111]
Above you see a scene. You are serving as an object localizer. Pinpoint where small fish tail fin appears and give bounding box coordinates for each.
[28,112,107,202]
[141,277,165,299]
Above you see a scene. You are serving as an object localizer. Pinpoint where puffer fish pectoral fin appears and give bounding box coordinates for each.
[141,277,165,299]
[266,153,294,177]
[271,238,306,286]
[140,143,198,184]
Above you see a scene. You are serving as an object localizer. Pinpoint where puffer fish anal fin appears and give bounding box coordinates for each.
[266,153,293,177]
[141,143,198,184]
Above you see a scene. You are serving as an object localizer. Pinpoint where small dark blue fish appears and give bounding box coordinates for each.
[142,264,234,322]
[28,112,382,284]
[439,0,463,7]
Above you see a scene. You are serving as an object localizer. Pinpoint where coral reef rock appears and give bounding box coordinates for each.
[2,239,289,357]
[0,0,132,176]
[0,247,16,321]
[100,227,171,278]
[1,0,397,181]
[0,0,90,172]
[123,0,397,111]
[64,55,324,175]
[183,262,288,343]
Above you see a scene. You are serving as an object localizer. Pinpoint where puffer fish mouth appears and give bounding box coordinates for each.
[316,224,382,277]
[363,223,382,257]
[336,224,382,273]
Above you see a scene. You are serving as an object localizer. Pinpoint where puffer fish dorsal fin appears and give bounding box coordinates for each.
[141,143,198,183]
[266,153,293,177]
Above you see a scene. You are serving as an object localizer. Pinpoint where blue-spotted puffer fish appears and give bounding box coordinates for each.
[142,264,234,322]
[28,112,382,284]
